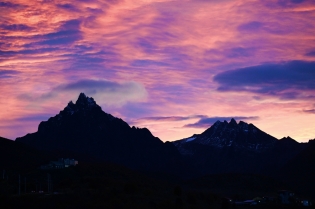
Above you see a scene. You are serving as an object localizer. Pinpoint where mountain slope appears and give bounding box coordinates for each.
[0,136,52,171]
[174,119,277,152]
[16,93,188,176]
[277,139,315,197]
[173,119,306,175]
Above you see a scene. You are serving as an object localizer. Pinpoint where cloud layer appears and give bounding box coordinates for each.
[213,60,315,100]
[19,79,148,106]
[184,117,259,128]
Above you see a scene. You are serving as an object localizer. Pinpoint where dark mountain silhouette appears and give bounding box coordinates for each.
[277,139,315,197]
[173,119,307,175]
[0,136,52,171]
[15,93,189,177]
[262,136,308,175]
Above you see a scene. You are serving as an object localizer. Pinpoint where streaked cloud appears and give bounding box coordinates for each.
[0,2,25,9]
[14,114,52,122]
[135,115,207,122]
[305,50,315,57]
[303,109,315,114]
[213,60,315,100]
[0,24,33,32]
[18,79,148,106]
[183,116,259,128]
[0,70,20,78]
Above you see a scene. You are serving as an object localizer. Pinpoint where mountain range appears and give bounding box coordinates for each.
[2,93,315,196]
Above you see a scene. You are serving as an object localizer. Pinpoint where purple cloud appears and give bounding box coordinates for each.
[15,114,52,122]
[0,24,33,31]
[238,21,263,31]
[18,79,147,107]
[226,47,256,58]
[263,0,311,8]
[131,59,170,67]
[27,19,82,46]
[56,3,80,12]
[305,50,315,57]
[0,48,57,57]
[213,60,315,100]
[184,116,259,128]
[63,48,119,72]
[136,38,159,53]
[278,0,306,6]
[0,2,24,8]
[303,109,315,114]
[59,79,128,92]
[137,115,207,122]
[38,30,81,46]
[59,19,81,31]
[290,0,306,3]
[0,70,19,78]
[238,20,293,35]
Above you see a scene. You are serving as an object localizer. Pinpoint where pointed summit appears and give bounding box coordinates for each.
[75,93,97,107]
[279,136,298,145]
[76,92,87,105]
[229,118,237,126]
[78,92,87,99]
[68,100,75,105]
[67,100,75,108]
[65,100,76,112]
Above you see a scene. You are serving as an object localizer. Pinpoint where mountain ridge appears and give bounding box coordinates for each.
[12,93,314,183]
[172,118,308,175]
[173,118,278,154]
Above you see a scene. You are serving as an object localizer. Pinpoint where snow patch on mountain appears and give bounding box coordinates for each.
[186,137,196,142]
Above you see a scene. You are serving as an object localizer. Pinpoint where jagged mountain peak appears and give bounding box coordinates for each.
[78,92,87,99]
[15,93,156,145]
[174,118,277,152]
[68,100,75,106]
[229,118,237,125]
[27,93,119,134]
[279,136,298,145]
[280,136,295,141]
[213,119,250,128]
[65,100,75,110]
[213,120,221,125]
[203,118,255,135]
[62,93,101,117]
[75,92,97,107]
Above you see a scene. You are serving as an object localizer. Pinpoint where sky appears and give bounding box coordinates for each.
[0,0,315,142]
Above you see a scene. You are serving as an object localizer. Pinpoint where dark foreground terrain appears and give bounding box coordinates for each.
[0,162,220,209]
[1,162,314,209]
[1,134,315,209]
